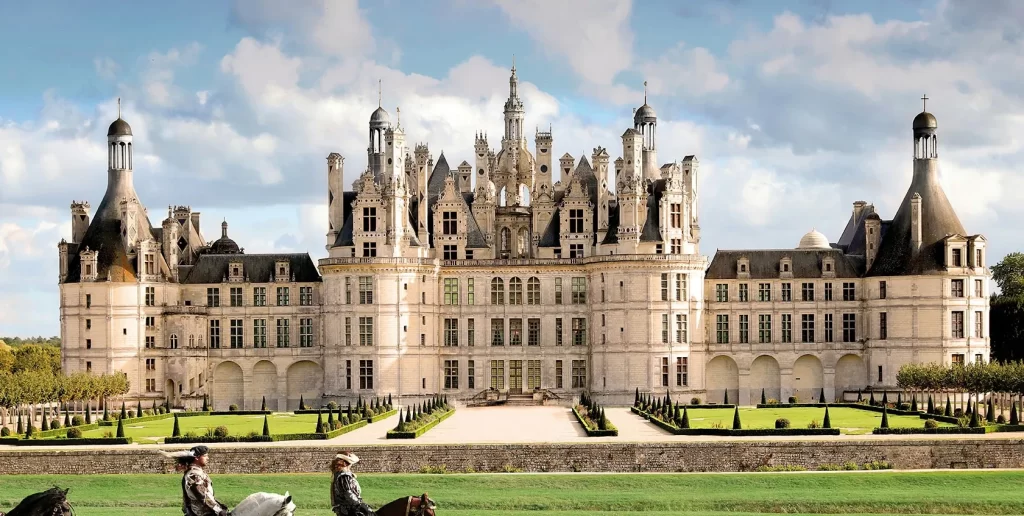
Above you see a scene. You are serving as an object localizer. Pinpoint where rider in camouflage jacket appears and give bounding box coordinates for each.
[331,452,375,516]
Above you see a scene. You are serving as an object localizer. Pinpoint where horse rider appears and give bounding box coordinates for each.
[331,451,376,516]
[163,445,230,516]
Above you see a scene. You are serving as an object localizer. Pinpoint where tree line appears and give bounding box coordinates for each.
[896,361,1024,414]
[991,253,1024,361]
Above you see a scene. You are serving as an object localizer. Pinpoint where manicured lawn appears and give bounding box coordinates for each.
[79,414,326,443]
[1,471,1023,515]
[681,407,951,434]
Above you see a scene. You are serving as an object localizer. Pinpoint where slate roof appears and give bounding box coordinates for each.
[65,194,158,283]
[640,179,665,242]
[706,249,863,279]
[180,254,321,284]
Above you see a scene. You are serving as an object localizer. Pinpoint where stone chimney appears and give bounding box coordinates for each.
[910,193,922,255]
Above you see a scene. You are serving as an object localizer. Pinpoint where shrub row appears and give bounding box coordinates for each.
[98,412,174,426]
[172,411,213,418]
[165,419,370,443]
[367,408,398,423]
[387,408,455,439]
[208,410,271,416]
[631,406,840,436]
[1,437,133,446]
[574,392,617,436]
[572,406,617,436]
[872,427,987,435]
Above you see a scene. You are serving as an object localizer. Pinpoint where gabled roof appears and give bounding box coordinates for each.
[181,254,321,284]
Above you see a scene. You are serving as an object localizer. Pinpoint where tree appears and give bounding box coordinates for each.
[880,406,890,429]
[315,411,324,433]
[120,401,127,420]
[986,398,996,423]
[944,397,953,417]
[327,408,335,427]
[261,396,267,411]
[927,395,934,414]
[969,407,981,428]
[115,416,125,438]
[172,415,181,437]
[1011,402,1020,426]
[992,252,1024,300]
[723,389,729,405]
[681,407,690,429]
[819,387,826,404]
[299,395,306,411]
[760,388,766,405]
[731,407,742,430]
[823,406,832,429]
[0,345,14,373]
[262,416,271,437]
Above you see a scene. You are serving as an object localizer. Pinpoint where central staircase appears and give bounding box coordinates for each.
[464,389,563,407]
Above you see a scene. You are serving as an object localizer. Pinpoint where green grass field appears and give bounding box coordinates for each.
[80,414,327,442]
[680,407,951,434]
[1,471,1022,515]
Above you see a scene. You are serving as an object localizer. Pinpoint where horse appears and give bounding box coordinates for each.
[2,487,74,516]
[230,492,296,516]
[375,493,436,516]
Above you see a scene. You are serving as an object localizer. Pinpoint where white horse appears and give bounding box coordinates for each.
[230,492,296,516]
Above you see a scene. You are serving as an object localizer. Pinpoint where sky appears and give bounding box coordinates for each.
[2,0,1023,337]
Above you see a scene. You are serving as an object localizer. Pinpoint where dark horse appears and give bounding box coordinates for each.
[375,493,436,516]
[2,487,73,516]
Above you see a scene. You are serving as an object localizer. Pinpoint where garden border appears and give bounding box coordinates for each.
[571,406,618,437]
[386,409,455,439]
[631,406,840,436]
[164,419,368,444]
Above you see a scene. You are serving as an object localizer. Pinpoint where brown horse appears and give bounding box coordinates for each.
[375,493,436,516]
[2,487,74,516]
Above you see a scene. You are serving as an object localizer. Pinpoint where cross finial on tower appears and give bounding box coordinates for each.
[512,54,516,73]
[117,97,121,118]
[378,79,382,108]
[644,81,648,104]
[921,93,928,112]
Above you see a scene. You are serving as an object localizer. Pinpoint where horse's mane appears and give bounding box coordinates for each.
[232,492,294,516]
[7,487,70,516]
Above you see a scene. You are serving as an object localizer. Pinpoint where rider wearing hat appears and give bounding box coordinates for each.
[163,445,229,516]
[330,451,375,516]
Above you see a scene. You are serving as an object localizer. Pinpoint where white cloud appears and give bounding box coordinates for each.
[638,44,730,98]
[229,0,375,58]
[94,57,119,80]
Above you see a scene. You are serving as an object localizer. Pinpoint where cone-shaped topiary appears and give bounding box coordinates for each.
[103,402,110,422]
[882,392,888,407]
[732,407,742,430]
[857,390,863,402]
[25,422,34,438]
[120,401,128,420]
[16,412,23,434]
[299,395,306,411]
[681,407,690,429]
[172,415,181,437]
[969,407,980,428]
[927,395,934,414]
[388,393,393,407]
[327,409,335,427]
[63,410,71,428]
[986,398,995,423]
[820,387,826,404]
[635,388,640,407]
[869,391,876,406]
[262,416,270,437]
[761,388,767,405]
[1012,402,1020,426]
[944,397,952,417]
[202,395,209,412]
[911,396,918,412]
[115,417,125,438]
[897,392,902,406]
[880,406,890,429]
[137,400,143,419]
[347,401,353,417]
[315,411,324,433]
[41,410,49,431]
[261,396,267,411]
[823,406,832,429]
[85,404,92,424]
[724,389,730,405]
[405,407,412,423]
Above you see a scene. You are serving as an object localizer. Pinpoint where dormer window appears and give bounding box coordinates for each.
[780,257,793,278]
[952,248,962,267]
[975,249,983,268]
[740,264,747,272]
[228,262,244,282]
[737,257,750,278]
[275,261,290,282]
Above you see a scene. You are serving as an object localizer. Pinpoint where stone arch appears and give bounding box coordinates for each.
[705,355,739,404]
[212,361,244,411]
[749,355,781,403]
[286,361,324,410]
[834,354,867,401]
[517,227,530,257]
[519,184,531,206]
[792,354,824,403]
[251,360,279,411]
[500,227,512,257]
[165,379,176,407]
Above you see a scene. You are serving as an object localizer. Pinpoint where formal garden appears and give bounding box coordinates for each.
[387,394,454,438]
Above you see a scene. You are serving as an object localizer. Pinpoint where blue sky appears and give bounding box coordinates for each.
[2,0,1023,336]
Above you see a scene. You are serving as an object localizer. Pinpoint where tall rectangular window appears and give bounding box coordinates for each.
[660,273,669,301]
[671,239,682,254]
[676,314,687,343]
[739,315,749,343]
[842,313,856,342]
[444,278,459,305]
[555,318,563,346]
[444,360,459,389]
[299,318,313,347]
[801,282,814,301]
[824,282,833,301]
[443,245,457,260]
[230,319,243,348]
[344,317,352,346]
[467,360,475,389]
[716,314,729,344]
[976,249,983,267]
[738,283,749,302]
[491,278,505,305]
[758,314,771,343]
[555,360,563,388]
[975,279,983,298]
[509,318,523,346]
[675,273,687,301]
[467,318,475,346]
[145,286,155,307]
[571,360,587,388]
[253,287,266,307]
[362,242,376,257]
[571,277,587,304]
[879,281,887,300]
[444,318,459,346]
[555,278,563,304]
[527,360,541,390]
[572,318,587,346]
[363,207,377,232]
[359,360,373,389]
[359,276,373,304]
[276,287,290,306]
[300,286,313,306]
[144,335,154,349]
[253,319,266,348]
[345,360,352,389]
[952,353,965,366]
[490,360,504,390]
[951,311,964,338]
[467,278,475,305]
[801,314,815,343]
[824,313,834,342]
[661,357,670,387]
[208,320,221,349]
[207,288,220,307]
[144,254,155,275]
[491,318,504,346]
[758,283,771,302]
[676,357,688,386]
[952,248,962,266]
[842,282,856,301]
[716,284,729,302]
[276,318,290,348]
[670,203,682,228]
[879,312,887,340]
[569,209,585,233]
[781,314,792,342]
[528,318,540,346]
[345,277,351,304]
[951,279,964,298]
[975,311,983,338]
[442,211,458,235]
[661,314,670,344]
[781,283,792,302]
[359,316,374,346]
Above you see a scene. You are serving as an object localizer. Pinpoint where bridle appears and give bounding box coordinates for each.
[410,494,435,516]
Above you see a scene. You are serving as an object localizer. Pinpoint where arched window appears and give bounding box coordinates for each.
[527,277,541,305]
[500,227,512,258]
[517,227,529,257]
[188,335,195,347]
[491,278,505,305]
[509,277,523,305]
[170,334,178,349]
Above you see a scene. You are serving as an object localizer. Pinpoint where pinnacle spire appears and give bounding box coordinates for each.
[921,93,928,112]
[117,97,121,118]
[643,81,648,104]
[378,79,382,108]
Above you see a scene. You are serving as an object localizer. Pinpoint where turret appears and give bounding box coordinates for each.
[592,146,611,234]
[502,58,525,147]
[634,83,659,181]
[559,153,574,188]
[162,209,180,279]
[326,153,344,248]
[457,161,472,194]
[367,81,390,179]
[70,201,91,244]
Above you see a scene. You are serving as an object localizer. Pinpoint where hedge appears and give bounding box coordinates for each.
[872,427,987,435]
[3,437,133,446]
[631,407,839,436]
[171,411,213,418]
[28,422,101,439]
[572,406,618,437]
[367,408,398,423]
[387,409,455,439]
[756,403,930,417]
[756,403,829,409]
[208,410,271,416]
[98,412,174,426]
[163,419,368,444]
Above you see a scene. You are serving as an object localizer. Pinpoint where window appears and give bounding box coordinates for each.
[230,287,242,307]
[842,313,856,342]
[781,283,792,302]
[209,320,221,348]
[146,378,156,392]
[491,278,505,305]
[300,286,313,306]
[738,283,749,302]
[467,278,475,305]
[758,283,771,302]
[676,314,687,343]
[359,276,373,304]
[781,314,792,342]
[975,353,983,364]
[359,360,373,389]
[661,357,670,387]
[878,365,883,383]
[144,254,154,275]
[490,360,504,390]
[345,277,352,304]
[442,211,457,235]
[879,312,887,340]
[491,318,504,346]
[276,319,290,348]
[571,277,587,304]
[951,279,964,298]
[509,277,523,305]
[467,318,475,346]
[555,278,563,304]
[528,318,540,346]
[670,203,682,228]
[661,273,669,301]
[571,360,587,388]
[277,287,290,306]
[952,353,965,366]
[824,282,833,301]
[716,314,729,344]
[230,319,243,348]
[739,315,749,343]
[300,318,313,347]
[444,360,459,389]
[86,361,91,373]
[207,288,220,307]
[676,357,688,386]
[674,273,687,301]
[253,319,266,348]
[509,318,523,345]
[253,287,266,307]
[145,287,155,307]
[824,313,834,342]
[344,317,352,346]
[879,281,887,300]
[345,361,352,389]
[86,319,92,330]
[975,311,984,338]
[569,243,584,258]
[976,249,983,267]
[442,319,459,346]
[467,360,476,389]
[519,277,539,305]
[571,318,588,345]
[669,239,681,254]
[975,279,983,298]
[801,283,814,301]
[842,282,855,301]
[661,314,670,344]
[86,294,91,308]
[363,207,377,232]
[716,284,729,302]
[801,314,815,343]
[363,242,377,257]
[527,360,541,390]
[145,316,155,328]
[758,314,771,343]
[443,245,457,260]
[951,311,964,338]
[952,248,962,267]
[359,317,374,346]
[145,336,154,349]
[555,318,563,346]
[555,360,564,388]
[442,278,459,305]
[569,209,584,233]
[146,358,156,371]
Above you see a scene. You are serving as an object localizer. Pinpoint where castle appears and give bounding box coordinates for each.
[57,67,990,409]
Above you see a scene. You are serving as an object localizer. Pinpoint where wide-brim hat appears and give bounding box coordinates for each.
[335,452,360,465]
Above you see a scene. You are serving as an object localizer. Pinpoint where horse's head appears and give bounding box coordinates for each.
[413,493,436,516]
[272,492,295,516]
[232,492,294,516]
[6,487,73,516]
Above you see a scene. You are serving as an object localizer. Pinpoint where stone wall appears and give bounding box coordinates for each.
[2,438,1023,475]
